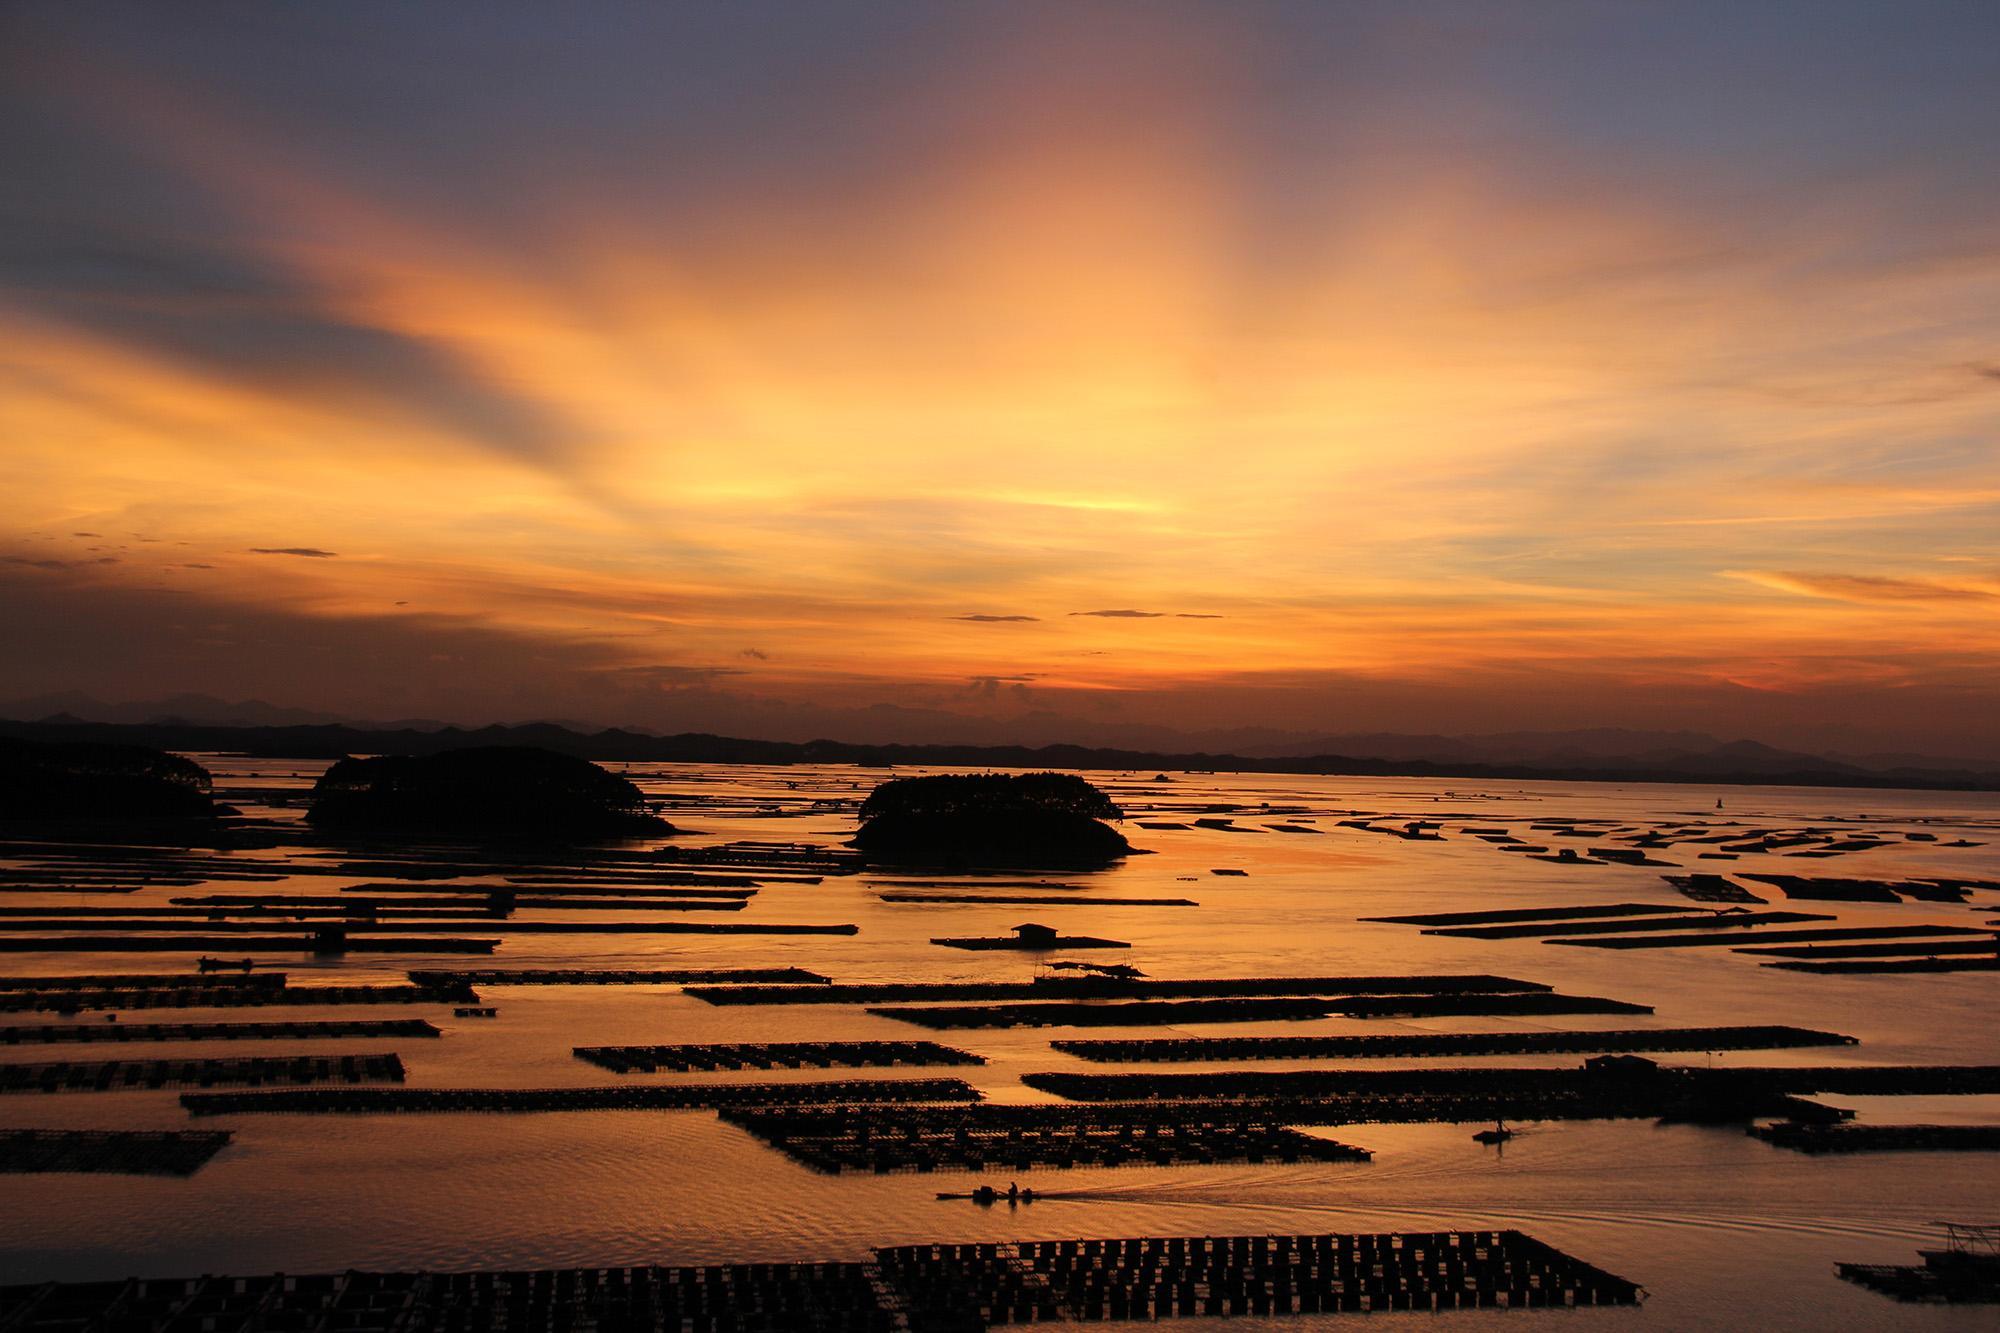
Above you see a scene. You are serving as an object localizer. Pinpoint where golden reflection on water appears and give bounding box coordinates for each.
[3,759,1998,1331]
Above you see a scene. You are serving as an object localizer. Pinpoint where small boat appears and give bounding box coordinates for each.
[938,1183,1038,1205]
[1473,1120,1515,1145]
[196,956,255,973]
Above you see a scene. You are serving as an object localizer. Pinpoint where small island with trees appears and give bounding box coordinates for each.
[306,746,673,839]
[850,771,1135,868]
[0,736,221,823]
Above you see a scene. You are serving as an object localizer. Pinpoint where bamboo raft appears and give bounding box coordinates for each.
[1362,902,1690,926]
[875,1231,1645,1323]
[1559,924,1991,950]
[1738,938,2000,959]
[874,999,1337,1030]
[0,1230,1641,1329]
[575,1041,983,1073]
[342,883,760,897]
[0,935,500,954]
[1664,874,1765,903]
[0,972,286,991]
[1051,1025,1857,1063]
[1424,911,1830,939]
[1764,957,2000,974]
[0,982,474,1013]
[723,1104,1371,1174]
[881,894,1196,906]
[180,1077,982,1116]
[0,1018,440,1045]
[875,992,1650,1031]
[407,968,829,987]
[1751,1123,2000,1153]
[0,1053,406,1094]
[0,1128,234,1176]
[723,1090,1839,1155]
[1021,1063,2000,1103]
[686,975,1551,1006]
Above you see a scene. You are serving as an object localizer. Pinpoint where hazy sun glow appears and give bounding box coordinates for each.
[3,2,1997,752]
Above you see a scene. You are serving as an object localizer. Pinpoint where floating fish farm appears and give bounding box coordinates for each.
[1051,1024,1857,1063]
[0,1230,1642,1330]
[408,968,830,987]
[1,1053,405,1095]
[687,974,1550,1006]
[574,1040,983,1073]
[0,981,474,1013]
[180,1077,982,1116]
[720,1103,1371,1174]
[0,1018,440,1045]
[0,1129,234,1176]
[1750,1123,2000,1153]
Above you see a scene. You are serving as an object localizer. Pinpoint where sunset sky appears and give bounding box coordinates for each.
[3,2,1998,755]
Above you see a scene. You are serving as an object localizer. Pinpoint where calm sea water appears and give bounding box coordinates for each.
[3,759,1998,1331]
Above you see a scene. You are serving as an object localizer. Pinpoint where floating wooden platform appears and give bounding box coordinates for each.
[1738,938,1999,959]
[0,1018,439,1045]
[874,999,1337,1030]
[181,1077,982,1116]
[0,935,499,954]
[1426,910,1830,939]
[343,883,759,898]
[0,982,473,1013]
[1330,993,1652,1018]
[688,975,1550,1006]
[727,1088,1835,1145]
[1764,956,2000,974]
[723,1104,1370,1173]
[574,1041,983,1073]
[1051,1025,1857,1063]
[883,894,1195,906]
[1839,1260,2000,1303]
[1021,1063,2000,1103]
[1752,1123,2000,1153]
[1559,924,1990,950]
[1362,903,1688,926]
[407,968,830,987]
[1741,874,1968,904]
[0,1053,405,1094]
[0,1230,1641,1329]
[0,1128,233,1176]
[875,1231,1644,1322]
[0,916,835,934]
[1664,874,1765,903]
[0,972,285,991]
[873,991,1648,1030]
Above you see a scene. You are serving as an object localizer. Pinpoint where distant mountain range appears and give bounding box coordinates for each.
[0,692,450,732]
[1,709,1995,792]
[6,693,1994,775]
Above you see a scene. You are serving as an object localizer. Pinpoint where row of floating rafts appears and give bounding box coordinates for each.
[573,1041,980,1073]
[0,971,284,990]
[0,1018,440,1044]
[181,1076,979,1115]
[874,1232,1643,1321]
[0,1128,234,1175]
[0,1053,405,1093]
[40,1267,892,1329]
[3,981,476,1012]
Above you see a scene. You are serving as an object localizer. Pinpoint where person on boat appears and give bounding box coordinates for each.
[1006,1181,1020,1201]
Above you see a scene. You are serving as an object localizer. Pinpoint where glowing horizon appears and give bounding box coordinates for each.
[3,3,1998,754]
